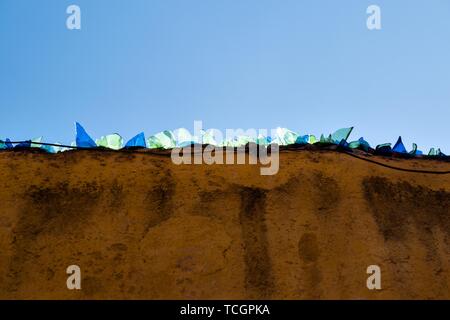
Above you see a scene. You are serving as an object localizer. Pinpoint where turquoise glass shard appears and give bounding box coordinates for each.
[410,143,417,155]
[96,134,123,150]
[392,136,407,153]
[348,140,359,149]
[31,137,43,148]
[295,134,316,145]
[0,138,17,149]
[256,135,271,146]
[348,137,371,152]
[428,148,445,156]
[409,143,423,156]
[125,132,146,148]
[147,130,176,149]
[41,144,56,153]
[75,122,97,148]
[331,127,353,144]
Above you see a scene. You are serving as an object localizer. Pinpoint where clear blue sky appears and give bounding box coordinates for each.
[1,0,449,152]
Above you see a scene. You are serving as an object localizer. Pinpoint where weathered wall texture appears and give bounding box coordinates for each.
[0,150,448,299]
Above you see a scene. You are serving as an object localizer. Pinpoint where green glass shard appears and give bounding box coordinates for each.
[320,134,333,143]
[320,134,325,142]
[146,136,160,148]
[158,130,176,148]
[147,130,176,149]
[308,135,317,144]
[273,128,298,145]
[95,134,123,150]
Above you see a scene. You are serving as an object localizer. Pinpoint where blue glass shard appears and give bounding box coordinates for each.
[295,135,309,145]
[358,137,371,152]
[376,143,392,154]
[5,139,13,149]
[392,136,407,153]
[15,140,32,148]
[125,132,146,148]
[338,139,349,148]
[75,122,97,148]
